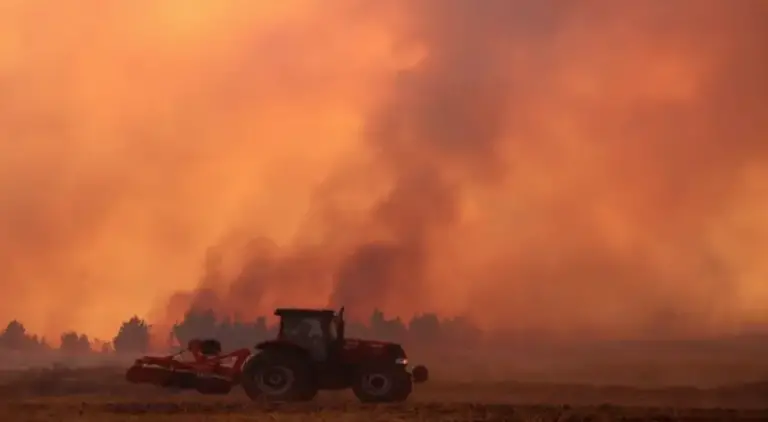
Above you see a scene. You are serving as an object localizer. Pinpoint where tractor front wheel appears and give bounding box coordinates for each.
[352,366,412,403]
[241,352,317,402]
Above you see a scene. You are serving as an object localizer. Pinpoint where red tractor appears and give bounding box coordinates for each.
[241,307,428,402]
[126,307,428,403]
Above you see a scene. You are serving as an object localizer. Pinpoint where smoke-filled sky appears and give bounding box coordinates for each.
[1,0,767,341]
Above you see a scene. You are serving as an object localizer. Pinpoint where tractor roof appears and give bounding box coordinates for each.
[274,308,336,318]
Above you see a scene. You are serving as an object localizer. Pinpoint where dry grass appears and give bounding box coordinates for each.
[1,367,766,421]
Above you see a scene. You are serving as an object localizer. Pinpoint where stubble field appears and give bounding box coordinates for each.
[1,367,767,421]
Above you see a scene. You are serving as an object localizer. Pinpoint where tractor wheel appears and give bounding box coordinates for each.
[241,352,317,402]
[352,366,412,403]
[163,371,198,390]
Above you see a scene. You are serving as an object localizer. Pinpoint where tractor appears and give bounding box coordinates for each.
[240,307,429,402]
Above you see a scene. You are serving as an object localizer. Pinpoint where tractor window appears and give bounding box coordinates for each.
[328,319,337,340]
[282,316,322,341]
[303,318,323,338]
[281,317,301,337]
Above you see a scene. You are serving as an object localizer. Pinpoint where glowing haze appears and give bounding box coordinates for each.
[1,0,767,341]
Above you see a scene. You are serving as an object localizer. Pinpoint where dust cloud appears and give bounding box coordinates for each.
[1,0,767,341]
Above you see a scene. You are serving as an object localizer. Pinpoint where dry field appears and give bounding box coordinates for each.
[0,367,766,421]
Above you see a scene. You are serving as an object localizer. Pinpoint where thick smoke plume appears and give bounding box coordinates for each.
[1,0,767,340]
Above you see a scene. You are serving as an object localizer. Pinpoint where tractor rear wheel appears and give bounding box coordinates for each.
[241,352,317,402]
[352,366,412,403]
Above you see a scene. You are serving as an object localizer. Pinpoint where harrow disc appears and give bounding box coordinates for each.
[125,365,174,385]
[195,377,233,395]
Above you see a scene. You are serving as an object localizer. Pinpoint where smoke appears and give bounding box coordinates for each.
[1,0,767,340]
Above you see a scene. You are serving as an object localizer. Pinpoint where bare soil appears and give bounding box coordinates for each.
[1,367,766,421]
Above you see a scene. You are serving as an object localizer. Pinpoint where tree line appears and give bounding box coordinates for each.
[0,309,483,355]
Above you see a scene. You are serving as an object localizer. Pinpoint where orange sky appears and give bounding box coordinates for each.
[1,0,767,341]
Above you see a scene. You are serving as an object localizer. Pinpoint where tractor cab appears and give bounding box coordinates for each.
[274,307,346,361]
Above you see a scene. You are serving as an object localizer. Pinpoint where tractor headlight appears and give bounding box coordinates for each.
[395,357,408,365]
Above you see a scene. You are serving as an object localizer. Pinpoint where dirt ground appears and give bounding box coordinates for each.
[1,367,766,421]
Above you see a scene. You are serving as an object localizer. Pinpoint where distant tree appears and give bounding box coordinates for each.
[59,332,91,354]
[0,320,28,350]
[369,309,407,342]
[170,309,277,351]
[112,316,151,354]
[224,316,274,349]
[172,309,218,346]
[254,316,274,341]
[408,313,442,344]
[441,316,482,345]
[217,316,234,348]
[345,319,370,338]
[26,334,47,351]
[78,334,92,353]
[387,317,408,342]
[38,336,52,351]
[0,320,48,351]
[370,309,386,330]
